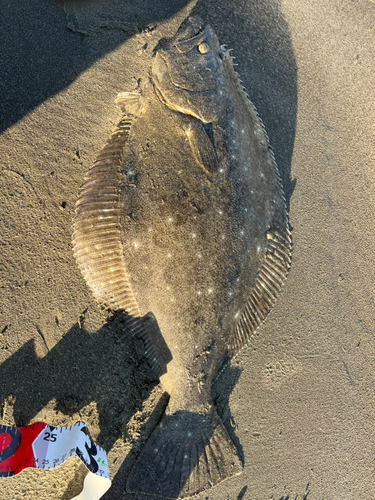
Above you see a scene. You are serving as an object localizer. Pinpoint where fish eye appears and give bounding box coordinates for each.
[197,42,210,54]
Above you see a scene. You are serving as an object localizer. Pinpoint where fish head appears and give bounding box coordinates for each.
[151,16,228,123]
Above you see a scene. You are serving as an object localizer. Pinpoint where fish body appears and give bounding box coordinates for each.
[73,17,291,499]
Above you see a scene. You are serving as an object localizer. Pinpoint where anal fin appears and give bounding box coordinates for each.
[228,224,292,358]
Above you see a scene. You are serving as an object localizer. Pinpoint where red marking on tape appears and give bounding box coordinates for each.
[0,422,47,475]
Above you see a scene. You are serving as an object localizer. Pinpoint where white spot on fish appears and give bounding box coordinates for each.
[235,312,239,319]
[168,217,173,222]
[257,245,261,252]
[208,288,213,294]
[218,210,223,215]
[154,448,158,453]
[229,292,232,296]
[192,233,196,238]
[167,253,172,258]
[219,168,224,173]
[133,242,138,248]
[241,129,245,134]
[197,291,201,295]
[245,208,248,212]
[197,253,202,258]
[260,173,264,179]
[187,432,192,437]
[240,231,244,235]
[231,155,235,159]
[184,454,188,459]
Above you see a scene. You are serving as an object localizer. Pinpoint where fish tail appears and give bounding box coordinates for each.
[126,408,242,498]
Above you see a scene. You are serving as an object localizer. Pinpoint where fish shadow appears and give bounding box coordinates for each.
[213,362,244,464]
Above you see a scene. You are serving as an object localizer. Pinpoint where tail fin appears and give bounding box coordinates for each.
[126,409,242,499]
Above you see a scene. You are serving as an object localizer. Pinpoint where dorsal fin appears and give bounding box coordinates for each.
[72,116,140,317]
[226,57,292,358]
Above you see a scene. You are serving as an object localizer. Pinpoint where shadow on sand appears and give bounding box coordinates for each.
[0,0,191,135]
[0,312,242,499]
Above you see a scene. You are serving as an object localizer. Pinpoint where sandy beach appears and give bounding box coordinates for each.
[1,0,374,498]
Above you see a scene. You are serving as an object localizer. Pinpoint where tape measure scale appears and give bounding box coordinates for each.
[0,421,111,500]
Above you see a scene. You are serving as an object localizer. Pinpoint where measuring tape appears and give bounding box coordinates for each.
[0,421,111,499]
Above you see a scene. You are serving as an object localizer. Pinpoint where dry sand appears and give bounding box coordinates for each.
[1,0,374,499]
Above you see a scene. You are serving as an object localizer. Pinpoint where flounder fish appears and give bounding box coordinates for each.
[72,16,291,499]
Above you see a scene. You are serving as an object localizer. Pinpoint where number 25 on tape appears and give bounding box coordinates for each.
[43,432,57,443]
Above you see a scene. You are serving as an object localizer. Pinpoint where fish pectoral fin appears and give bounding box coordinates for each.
[126,409,242,498]
[115,91,144,117]
[184,121,219,177]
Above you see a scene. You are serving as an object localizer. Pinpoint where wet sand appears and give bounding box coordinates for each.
[1,0,374,499]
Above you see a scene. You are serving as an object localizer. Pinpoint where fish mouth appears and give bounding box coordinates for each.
[174,16,205,43]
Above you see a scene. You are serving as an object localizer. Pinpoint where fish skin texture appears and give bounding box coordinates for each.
[72,15,291,499]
